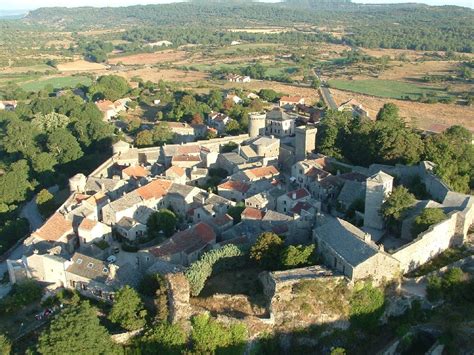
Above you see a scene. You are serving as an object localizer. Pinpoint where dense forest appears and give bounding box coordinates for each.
[18,1,474,52]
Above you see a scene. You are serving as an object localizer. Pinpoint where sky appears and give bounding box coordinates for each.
[0,0,472,11]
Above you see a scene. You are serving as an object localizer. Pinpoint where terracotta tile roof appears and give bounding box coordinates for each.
[305,166,330,179]
[166,166,186,177]
[171,155,201,162]
[291,201,313,215]
[74,193,90,203]
[212,214,233,226]
[218,180,250,193]
[149,222,215,257]
[287,188,310,200]
[79,218,99,231]
[176,145,201,155]
[136,179,172,200]
[95,100,115,112]
[280,96,303,103]
[84,192,108,206]
[122,165,149,179]
[241,207,265,220]
[33,213,74,242]
[244,165,279,180]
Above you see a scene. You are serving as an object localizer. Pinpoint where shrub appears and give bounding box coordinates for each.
[426,275,443,301]
[281,244,315,269]
[36,189,56,217]
[191,313,247,353]
[185,244,244,296]
[0,334,11,355]
[411,208,447,237]
[139,322,187,354]
[0,280,42,314]
[349,282,385,330]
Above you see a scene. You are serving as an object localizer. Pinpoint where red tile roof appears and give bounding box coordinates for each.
[33,213,74,242]
[218,180,250,193]
[241,207,265,220]
[280,96,303,103]
[212,214,233,226]
[79,218,99,231]
[136,179,172,200]
[122,165,149,179]
[166,166,186,177]
[291,201,313,215]
[176,145,201,155]
[149,222,216,257]
[287,188,310,200]
[244,165,279,180]
[95,100,115,112]
[171,155,201,162]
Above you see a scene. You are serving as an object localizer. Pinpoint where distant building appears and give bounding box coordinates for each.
[226,74,251,83]
[338,99,370,119]
[0,100,18,111]
[279,96,304,109]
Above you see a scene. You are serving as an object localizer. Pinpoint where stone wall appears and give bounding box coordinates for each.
[165,273,191,324]
[422,172,450,202]
[392,212,460,273]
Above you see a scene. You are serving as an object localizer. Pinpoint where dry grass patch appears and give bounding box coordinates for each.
[57,60,107,72]
[330,88,474,132]
[108,50,187,65]
[118,68,208,83]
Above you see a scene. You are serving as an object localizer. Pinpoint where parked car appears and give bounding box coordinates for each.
[106,255,117,264]
[112,247,120,254]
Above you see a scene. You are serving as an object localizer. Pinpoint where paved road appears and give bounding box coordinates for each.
[320,86,338,110]
[20,197,44,232]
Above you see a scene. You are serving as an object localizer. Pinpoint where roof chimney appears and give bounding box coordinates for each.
[292,192,297,200]
[364,233,371,243]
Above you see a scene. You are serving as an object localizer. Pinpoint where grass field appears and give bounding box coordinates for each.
[328,79,447,100]
[19,76,92,92]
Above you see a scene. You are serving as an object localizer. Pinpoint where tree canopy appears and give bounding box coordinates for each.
[38,301,120,354]
[109,286,147,331]
[411,208,447,237]
[146,209,178,238]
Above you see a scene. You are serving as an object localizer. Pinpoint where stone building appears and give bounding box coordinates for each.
[364,171,393,230]
[314,216,400,284]
[248,112,267,138]
[295,125,317,162]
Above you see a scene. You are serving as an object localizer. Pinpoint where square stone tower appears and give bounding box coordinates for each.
[364,171,393,230]
[295,125,317,162]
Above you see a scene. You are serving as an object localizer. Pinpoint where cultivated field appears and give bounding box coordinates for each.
[19,75,92,91]
[330,88,474,132]
[108,50,187,65]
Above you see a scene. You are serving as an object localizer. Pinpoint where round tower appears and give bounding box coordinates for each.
[69,173,87,194]
[248,112,267,138]
[112,140,131,155]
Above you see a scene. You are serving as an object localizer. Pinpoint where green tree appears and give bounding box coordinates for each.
[228,202,245,224]
[316,110,350,160]
[109,286,147,331]
[250,232,285,270]
[225,119,241,135]
[139,322,187,355]
[381,186,416,233]
[281,244,315,269]
[0,334,11,355]
[0,160,32,207]
[32,152,57,173]
[411,208,447,237]
[424,125,474,193]
[147,209,177,238]
[2,119,39,158]
[152,122,175,145]
[31,112,69,133]
[36,189,56,217]
[376,103,399,122]
[136,130,154,147]
[38,301,119,354]
[89,75,130,101]
[47,128,83,164]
